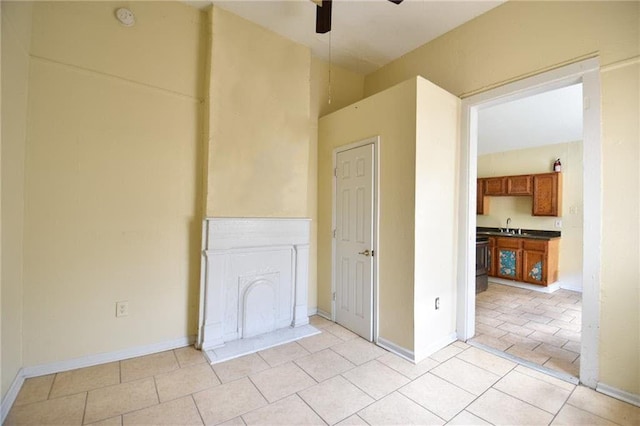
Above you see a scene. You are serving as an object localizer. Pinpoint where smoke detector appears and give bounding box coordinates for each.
[115,8,135,27]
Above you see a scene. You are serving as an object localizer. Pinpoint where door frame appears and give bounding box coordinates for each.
[331,136,380,342]
[456,57,601,388]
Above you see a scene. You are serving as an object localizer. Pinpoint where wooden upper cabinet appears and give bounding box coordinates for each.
[484,177,506,196]
[533,173,562,216]
[507,175,532,195]
[477,179,489,215]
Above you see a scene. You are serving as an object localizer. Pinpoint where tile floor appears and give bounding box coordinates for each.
[7,315,639,425]
[471,283,582,377]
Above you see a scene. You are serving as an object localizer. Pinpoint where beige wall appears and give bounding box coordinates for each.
[206,6,310,218]
[1,1,32,398]
[21,1,206,366]
[365,1,639,394]
[477,142,584,291]
[310,57,365,312]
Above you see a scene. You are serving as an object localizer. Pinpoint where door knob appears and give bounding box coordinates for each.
[358,249,371,256]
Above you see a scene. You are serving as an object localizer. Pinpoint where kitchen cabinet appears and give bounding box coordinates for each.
[477,179,489,215]
[533,173,562,216]
[522,239,560,285]
[484,177,506,195]
[495,237,522,281]
[487,237,496,276]
[507,175,532,195]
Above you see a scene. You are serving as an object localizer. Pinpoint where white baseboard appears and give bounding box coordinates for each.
[377,337,415,363]
[415,332,458,362]
[1,369,26,424]
[489,278,560,294]
[560,283,583,293]
[307,307,317,316]
[596,382,640,407]
[1,335,195,423]
[316,308,331,320]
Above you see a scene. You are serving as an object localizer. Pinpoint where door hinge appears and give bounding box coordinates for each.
[333,167,337,177]
[332,292,336,301]
[371,250,375,257]
[333,229,336,238]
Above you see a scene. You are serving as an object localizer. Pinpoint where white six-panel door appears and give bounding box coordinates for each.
[335,143,374,340]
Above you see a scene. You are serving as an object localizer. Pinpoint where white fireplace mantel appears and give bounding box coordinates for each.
[197,218,315,359]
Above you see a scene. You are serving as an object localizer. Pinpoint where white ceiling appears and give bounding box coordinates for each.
[185,0,504,75]
[478,84,584,155]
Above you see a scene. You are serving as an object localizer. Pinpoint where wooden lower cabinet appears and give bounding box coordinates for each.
[488,237,559,286]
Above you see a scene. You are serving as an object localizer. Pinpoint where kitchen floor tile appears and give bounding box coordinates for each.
[467,388,554,425]
[447,410,492,425]
[357,392,444,425]
[428,344,464,362]
[298,375,374,425]
[398,373,475,421]
[325,323,359,341]
[430,357,501,395]
[249,362,316,403]
[335,414,368,425]
[493,369,572,414]
[212,353,269,383]
[566,385,640,426]
[376,352,439,380]
[551,404,618,425]
[174,345,207,368]
[505,344,551,365]
[242,394,324,425]
[342,359,410,399]
[12,374,55,407]
[83,377,158,424]
[155,362,220,402]
[456,346,516,376]
[257,341,310,367]
[309,315,333,329]
[193,377,267,425]
[86,415,123,426]
[122,396,203,425]
[5,393,86,425]
[49,362,120,399]
[294,348,355,382]
[297,330,343,353]
[120,351,179,383]
[331,338,387,365]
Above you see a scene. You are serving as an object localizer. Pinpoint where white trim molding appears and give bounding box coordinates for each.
[596,383,640,408]
[1,335,195,424]
[377,337,415,363]
[198,218,311,352]
[316,309,332,320]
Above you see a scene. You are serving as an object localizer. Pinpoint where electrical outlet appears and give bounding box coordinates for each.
[554,220,562,228]
[116,301,129,317]
[435,297,440,310]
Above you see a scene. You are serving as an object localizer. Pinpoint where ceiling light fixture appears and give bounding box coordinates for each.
[115,8,136,27]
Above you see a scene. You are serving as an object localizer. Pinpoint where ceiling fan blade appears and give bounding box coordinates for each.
[388,0,404,4]
[316,0,332,34]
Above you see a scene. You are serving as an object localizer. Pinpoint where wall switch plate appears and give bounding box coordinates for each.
[555,220,562,228]
[116,301,129,317]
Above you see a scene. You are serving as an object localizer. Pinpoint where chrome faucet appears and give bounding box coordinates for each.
[506,217,512,232]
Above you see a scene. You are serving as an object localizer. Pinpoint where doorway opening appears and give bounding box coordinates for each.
[457,58,601,388]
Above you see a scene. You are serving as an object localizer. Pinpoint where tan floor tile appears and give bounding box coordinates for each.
[552,404,618,425]
[212,353,269,383]
[325,323,360,341]
[521,312,554,324]
[242,394,324,425]
[476,315,505,327]
[505,344,550,365]
[544,357,580,377]
[430,357,500,396]
[377,352,439,380]
[452,341,470,350]
[523,320,560,334]
[309,315,333,329]
[295,348,355,382]
[174,346,207,368]
[528,330,569,347]
[429,344,464,363]
[123,396,203,425]
[533,343,579,363]
[494,370,571,414]
[498,322,535,337]
[398,373,475,421]
[249,362,316,403]
[155,362,220,402]
[84,377,158,424]
[562,340,581,353]
[358,392,443,425]
[447,410,491,425]
[50,362,120,399]
[555,329,581,342]
[549,319,581,332]
[193,377,267,425]
[496,313,528,326]
[331,338,387,365]
[567,385,640,426]
[12,374,55,406]
[298,375,374,425]
[257,341,310,367]
[86,415,122,426]
[476,307,502,318]
[475,323,508,338]
[120,351,179,382]
[342,360,410,399]
[501,332,542,350]
[514,365,575,391]
[469,334,511,352]
[298,331,343,353]
[456,346,516,376]
[5,392,86,425]
[467,388,553,425]
[217,417,246,426]
[335,414,368,425]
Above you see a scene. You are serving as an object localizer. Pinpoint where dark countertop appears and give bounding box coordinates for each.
[477,226,561,241]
